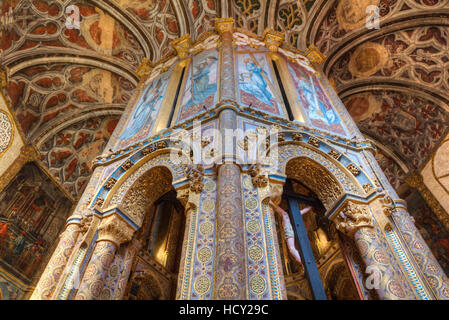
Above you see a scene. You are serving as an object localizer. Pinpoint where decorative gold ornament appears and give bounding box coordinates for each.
[347,164,361,176]
[308,136,320,148]
[214,18,234,35]
[363,183,374,194]
[263,28,284,53]
[305,45,326,66]
[333,201,374,237]
[95,197,105,208]
[105,178,117,190]
[328,149,342,161]
[122,160,133,171]
[172,34,192,60]
[292,133,303,142]
[136,58,153,85]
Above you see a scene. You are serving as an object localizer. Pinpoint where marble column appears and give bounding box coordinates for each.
[74,214,135,300]
[334,201,410,300]
[30,222,81,300]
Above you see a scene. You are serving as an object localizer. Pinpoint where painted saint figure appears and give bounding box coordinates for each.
[120,78,164,141]
[184,56,218,109]
[269,200,311,265]
[288,63,339,126]
[239,57,273,106]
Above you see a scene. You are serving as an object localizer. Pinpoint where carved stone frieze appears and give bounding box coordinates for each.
[188,164,205,194]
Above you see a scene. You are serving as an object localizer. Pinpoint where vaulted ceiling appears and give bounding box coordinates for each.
[1,0,448,200]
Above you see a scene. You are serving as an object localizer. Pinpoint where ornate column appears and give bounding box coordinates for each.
[211,18,248,300]
[30,220,81,300]
[74,214,135,300]
[391,203,449,299]
[333,201,410,300]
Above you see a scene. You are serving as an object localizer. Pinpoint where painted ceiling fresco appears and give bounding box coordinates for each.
[1,0,449,197]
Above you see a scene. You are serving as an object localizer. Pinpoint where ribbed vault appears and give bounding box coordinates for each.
[1,0,448,198]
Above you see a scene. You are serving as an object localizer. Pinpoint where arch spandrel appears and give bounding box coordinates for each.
[96,148,191,226]
[269,140,373,198]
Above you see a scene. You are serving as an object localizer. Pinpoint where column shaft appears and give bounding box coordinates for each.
[74,241,117,300]
[30,223,80,300]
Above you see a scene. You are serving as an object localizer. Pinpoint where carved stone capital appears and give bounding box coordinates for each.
[332,201,374,237]
[215,18,234,35]
[97,214,135,248]
[188,164,204,194]
[263,28,284,52]
[172,34,192,60]
[249,164,268,188]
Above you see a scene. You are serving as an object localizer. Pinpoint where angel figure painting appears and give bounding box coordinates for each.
[178,50,218,122]
[287,60,346,136]
[238,53,282,116]
[118,74,169,149]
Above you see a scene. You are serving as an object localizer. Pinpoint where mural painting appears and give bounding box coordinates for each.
[237,51,284,117]
[0,163,72,297]
[177,49,218,122]
[117,72,171,149]
[405,189,449,277]
[286,60,346,136]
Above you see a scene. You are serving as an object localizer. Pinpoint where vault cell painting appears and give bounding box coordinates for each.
[177,49,219,122]
[0,163,72,289]
[117,71,171,150]
[286,60,347,136]
[237,51,285,117]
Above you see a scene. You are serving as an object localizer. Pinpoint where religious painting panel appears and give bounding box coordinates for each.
[116,71,171,150]
[237,50,285,117]
[177,49,219,122]
[404,189,449,277]
[0,163,72,285]
[285,59,347,136]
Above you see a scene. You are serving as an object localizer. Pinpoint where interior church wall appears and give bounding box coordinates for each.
[421,133,449,214]
[0,89,23,180]
[0,162,72,299]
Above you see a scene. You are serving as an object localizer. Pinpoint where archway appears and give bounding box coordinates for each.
[276,156,363,300]
[116,166,186,300]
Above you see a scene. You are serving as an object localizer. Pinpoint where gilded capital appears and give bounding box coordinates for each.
[97,214,135,248]
[263,28,284,52]
[172,34,192,60]
[136,57,153,85]
[214,18,234,35]
[332,201,374,237]
[305,45,326,66]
